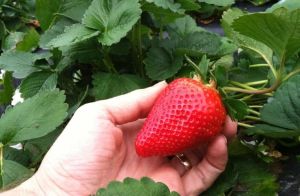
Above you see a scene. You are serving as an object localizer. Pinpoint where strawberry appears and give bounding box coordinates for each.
[135,78,226,157]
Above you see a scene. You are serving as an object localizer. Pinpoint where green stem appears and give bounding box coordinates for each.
[103,47,117,74]
[239,94,254,101]
[137,21,143,67]
[159,24,163,40]
[132,20,144,76]
[238,122,254,128]
[185,55,204,79]
[240,43,277,79]
[278,139,300,147]
[229,81,258,91]
[249,105,263,109]
[244,80,268,86]
[248,109,260,116]
[223,79,281,94]
[2,5,27,15]
[284,69,300,81]
[249,63,269,68]
[245,115,261,121]
[279,55,286,77]
[0,143,3,176]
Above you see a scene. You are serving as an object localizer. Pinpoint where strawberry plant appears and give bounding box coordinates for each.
[0,0,300,195]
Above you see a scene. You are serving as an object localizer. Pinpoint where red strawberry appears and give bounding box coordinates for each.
[135,78,226,157]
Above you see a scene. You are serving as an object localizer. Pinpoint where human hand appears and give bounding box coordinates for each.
[5,81,237,196]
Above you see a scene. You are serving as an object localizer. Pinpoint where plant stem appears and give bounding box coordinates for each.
[244,80,268,86]
[245,115,260,121]
[159,24,163,40]
[185,55,204,79]
[278,139,300,147]
[132,20,144,76]
[223,79,281,94]
[229,81,258,91]
[103,47,117,74]
[249,63,269,68]
[238,122,254,128]
[249,105,263,109]
[0,143,3,176]
[284,69,300,81]
[239,94,254,101]
[248,109,260,116]
[279,55,286,77]
[241,44,277,78]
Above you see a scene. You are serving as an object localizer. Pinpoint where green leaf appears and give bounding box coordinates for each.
[110,39,131,55]
[176,0,200,11]
[24,128,62,167]
[0,51,38,79]
[4,147,31,167]
[216,37,237,56]
[16,28,40,52]
[222,8,273,66]
[204,154,278,195]
[202,162,238,196]
[20,71,58,99]
[224,98,249,121]
[0,90,68,145]
[145,0,184,13]
[2,32,25,51]
[36,0,62,30]
[232,8,300,61]
[214,54,234,68]
[267,0,300,12]
[144,47,183,80]
[142,2,183,24]
[245,124,300,139]
[232,155,278,195]
[62,38,102,64]
[245,75,300,139]
[198,55,209,82]
[221,8,245,38]
[214,65,228,87]
[176,31,222,57]
[92,73,148,100]
[59,0,93,22]
[198,0,235,7]
[229,57,269,83]
[0,72,14,105]
[67,86,89,118]
[228,138,252,156]
[0,20,6,40]
[82,0,142,46]
[40,19,74,48]
[47,24,99,48]
[96,177,179,196]
[261,75,300,130]
[248,0,272,6]
[0,160,33,189]
[167,15,205,39]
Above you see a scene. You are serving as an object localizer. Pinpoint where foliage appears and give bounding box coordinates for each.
[0,0,300,195]
[96,177,180,196]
